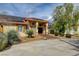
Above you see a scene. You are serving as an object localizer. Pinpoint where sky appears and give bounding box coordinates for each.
[0,3,78,21]
[0,3,62,20]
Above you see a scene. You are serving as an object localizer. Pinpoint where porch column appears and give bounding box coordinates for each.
[36,22,38,35]
[27,21,31,29]
[46,23,48,34]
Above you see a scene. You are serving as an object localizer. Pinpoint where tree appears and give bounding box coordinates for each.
[73,8,79,32]
[53,6,65,22]
[50,3,79,37]
[51,3,74,37]
[52,5,66,36]
[64,3,74,34]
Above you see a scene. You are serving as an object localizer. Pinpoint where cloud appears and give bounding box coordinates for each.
[0,3,62,20]
[0,10,14,15]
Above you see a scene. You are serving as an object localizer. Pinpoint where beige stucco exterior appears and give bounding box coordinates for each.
[0,19,48,36]
[0,15,48,36]
[3,25,17,33]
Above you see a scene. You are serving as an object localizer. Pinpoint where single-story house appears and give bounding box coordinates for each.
[0,15,48,36]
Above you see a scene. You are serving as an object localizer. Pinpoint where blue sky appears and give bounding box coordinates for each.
[0,3,62,20]
[0,3,79,21]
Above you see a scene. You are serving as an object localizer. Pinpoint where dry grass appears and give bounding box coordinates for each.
[20,35,45,43]
[19,34,61,43]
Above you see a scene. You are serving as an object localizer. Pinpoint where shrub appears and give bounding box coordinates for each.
[59,33,64,37]
[0,32,8,51]
[26,29,33,38]
[65,34,71,38]
[50,29,54,34]
[54,32,59,36]
[7,30,20,45]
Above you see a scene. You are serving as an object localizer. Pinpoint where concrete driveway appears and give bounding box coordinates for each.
[0,39,79,56]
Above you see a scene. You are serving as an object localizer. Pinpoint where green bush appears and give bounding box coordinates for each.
[50,29,54,34]
[65,34,71,38]
[54,32,59,36]
[7,30,20,45]
[0,32,8,51]
[26,29,33,38]
[59,33,64,37]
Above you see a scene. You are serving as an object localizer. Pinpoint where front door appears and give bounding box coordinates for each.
[38,27,43,34]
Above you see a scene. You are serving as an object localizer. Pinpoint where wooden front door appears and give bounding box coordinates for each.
[0,25,3,32]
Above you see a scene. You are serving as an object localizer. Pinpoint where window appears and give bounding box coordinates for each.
[18,25,22,32]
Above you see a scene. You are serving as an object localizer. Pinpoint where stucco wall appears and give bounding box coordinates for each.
[22,26,26,33]
[3,25,17,33]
